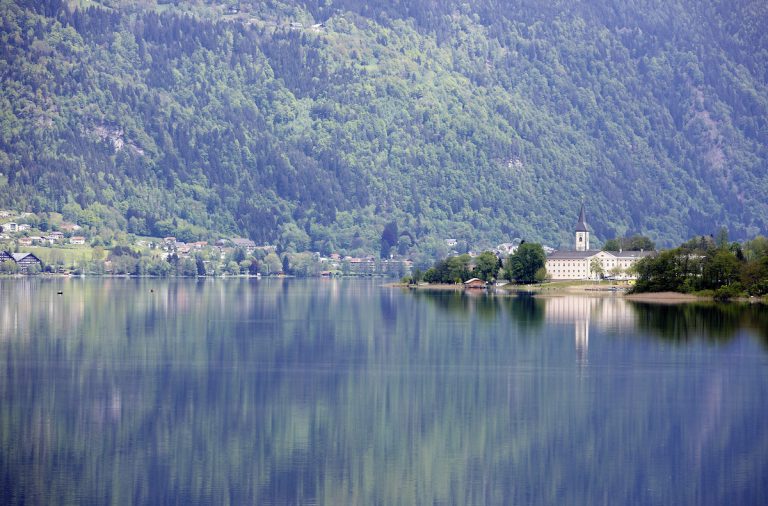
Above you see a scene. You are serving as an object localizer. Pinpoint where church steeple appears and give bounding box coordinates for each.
[575,202,589,251]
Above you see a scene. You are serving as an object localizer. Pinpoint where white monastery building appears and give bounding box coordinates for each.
[545,204,654,280]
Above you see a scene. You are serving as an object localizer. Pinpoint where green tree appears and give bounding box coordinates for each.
[397,234,412,256]
[423,255,471,284]
[233,248,246,263]
[743,236,768,261]
[380,221,398,259]
[423,267,440,283]
[741,257,768,295]
[603,235,655,251]
[180,258,197,277]
[289,252,320,277]
[630,249,700,293]
[445,255,472,283]
[505,243,546,284]
[626,236,655,251]
[589,258,605,280]
[263,252,282,275]
[715,226,729,249]
[609,265,624,278]
[279,223,310,253]
[473,251,500,282]
[0,260,19,274]
[196,255,206,276]
[239,260,252,274]
[700,249,741,289]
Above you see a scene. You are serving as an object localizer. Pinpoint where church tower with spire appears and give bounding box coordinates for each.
[575,203,589,251]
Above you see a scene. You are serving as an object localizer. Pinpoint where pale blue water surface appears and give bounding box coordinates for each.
[1,278,767,505]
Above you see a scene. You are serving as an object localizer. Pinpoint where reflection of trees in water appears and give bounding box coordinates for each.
[412,289,544,328]
[629,301,768,345]
[507,293,545,329]
[412,289,471,314]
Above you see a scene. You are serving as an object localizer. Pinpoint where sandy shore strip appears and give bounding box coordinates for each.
[385,283,766,303]
[623,291,706,303]
[383,282,463,291]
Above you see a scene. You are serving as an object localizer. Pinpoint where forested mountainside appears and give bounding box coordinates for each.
[1,0,767,254]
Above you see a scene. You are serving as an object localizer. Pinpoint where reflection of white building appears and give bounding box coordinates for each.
[543,295,636,364]
[544,295,636,328]
[546,205,654,280]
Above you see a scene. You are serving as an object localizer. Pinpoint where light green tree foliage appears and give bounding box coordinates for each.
[92,246,105,261]
[412,238,450,270]
[112,255,138,274]
[0,260,19,274]
[589,258,605,279]
[715,226,729,249]
[279,224,311,253]
[263,252,283,275]
[534,267,549,283]
[743,236,768,261]
[287,253,321,277]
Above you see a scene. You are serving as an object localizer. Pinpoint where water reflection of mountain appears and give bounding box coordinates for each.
[2,280,767,505]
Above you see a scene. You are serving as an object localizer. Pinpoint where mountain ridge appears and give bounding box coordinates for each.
[1,0,766,255]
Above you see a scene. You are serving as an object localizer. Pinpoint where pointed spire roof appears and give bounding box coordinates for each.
[575,203,588,232]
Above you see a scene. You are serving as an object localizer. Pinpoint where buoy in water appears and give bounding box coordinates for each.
[57,291,63,295]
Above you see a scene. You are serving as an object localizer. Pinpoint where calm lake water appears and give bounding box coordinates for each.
[1,278,767,505]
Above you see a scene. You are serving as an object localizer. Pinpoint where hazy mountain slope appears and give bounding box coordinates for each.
[0,0,766,253]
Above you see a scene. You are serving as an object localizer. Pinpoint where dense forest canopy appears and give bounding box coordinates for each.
[1,0,766,254]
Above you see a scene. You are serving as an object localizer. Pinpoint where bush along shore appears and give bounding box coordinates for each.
[629,234,768,301]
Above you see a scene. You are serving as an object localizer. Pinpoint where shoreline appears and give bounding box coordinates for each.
[388,282,767,304]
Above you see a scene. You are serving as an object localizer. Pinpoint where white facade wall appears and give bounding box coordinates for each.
[546,258,590,279]
[546,251,645,280]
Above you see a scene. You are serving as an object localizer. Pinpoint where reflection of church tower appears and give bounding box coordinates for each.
[575,203,589,251]
[575,319,589,365]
